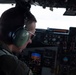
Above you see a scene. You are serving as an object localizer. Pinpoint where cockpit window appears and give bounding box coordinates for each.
[0,4,76,30]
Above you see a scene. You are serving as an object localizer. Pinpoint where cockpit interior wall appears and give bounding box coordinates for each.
[17,27,76,75]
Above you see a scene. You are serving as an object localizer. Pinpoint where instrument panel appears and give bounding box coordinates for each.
[18,27,76,75]
[27,28,69,47]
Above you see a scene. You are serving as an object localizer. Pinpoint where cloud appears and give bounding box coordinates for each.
[31,5,76,29]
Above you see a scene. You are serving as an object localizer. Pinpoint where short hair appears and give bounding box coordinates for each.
[0,7,37,44]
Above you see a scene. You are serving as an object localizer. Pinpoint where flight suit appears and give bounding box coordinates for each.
[0,49,33,75]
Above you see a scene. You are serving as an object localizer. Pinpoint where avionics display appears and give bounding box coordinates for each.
[29,52,42,75]
[31,52,41,58]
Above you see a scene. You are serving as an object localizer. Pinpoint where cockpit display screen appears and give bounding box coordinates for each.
[29,52,42,75]
[31,53,41,61]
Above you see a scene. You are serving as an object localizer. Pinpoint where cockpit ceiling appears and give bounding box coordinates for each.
[0,0,76,9]
[0,0,15,3]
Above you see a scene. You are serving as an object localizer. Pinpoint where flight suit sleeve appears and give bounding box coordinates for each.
[13,59,34,75]
[0,55,33,75]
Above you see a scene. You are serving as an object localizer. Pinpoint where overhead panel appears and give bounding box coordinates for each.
[0,0,15,3]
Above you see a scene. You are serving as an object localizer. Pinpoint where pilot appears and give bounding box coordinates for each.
[0,5,37,75]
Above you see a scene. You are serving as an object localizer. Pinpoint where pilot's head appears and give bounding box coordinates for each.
[0,7,37,52]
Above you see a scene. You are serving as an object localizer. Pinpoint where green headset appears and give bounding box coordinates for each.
[0,0,32,47]
[9,26,30,47]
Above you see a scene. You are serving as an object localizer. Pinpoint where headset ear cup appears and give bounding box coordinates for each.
[12,29,29,47]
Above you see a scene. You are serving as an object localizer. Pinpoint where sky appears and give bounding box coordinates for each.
[0,4,76,30]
